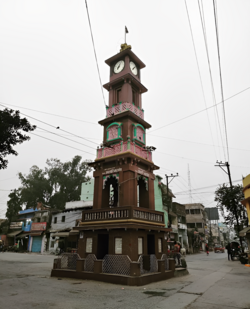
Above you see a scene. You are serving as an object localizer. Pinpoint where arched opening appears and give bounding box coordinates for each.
[102,176,119,208]
[137,177,149,209]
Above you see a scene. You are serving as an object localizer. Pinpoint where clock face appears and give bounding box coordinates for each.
[114,60,125,73]
[130,61,138,75]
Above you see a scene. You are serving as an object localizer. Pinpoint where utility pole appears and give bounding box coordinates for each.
[215,161,243,249]
[165,173,179,228]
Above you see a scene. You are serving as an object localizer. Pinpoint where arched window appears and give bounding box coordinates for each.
[133,124,145,144]
[106,122,123,142]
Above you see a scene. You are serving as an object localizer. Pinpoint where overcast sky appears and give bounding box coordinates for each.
[1,0,250,218]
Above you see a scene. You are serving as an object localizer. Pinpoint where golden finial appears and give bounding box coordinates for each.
[120,43,132,52]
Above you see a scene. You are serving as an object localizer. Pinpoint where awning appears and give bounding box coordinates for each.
[7,230,22,237]
[239,226,250,237]
[53,232,70,237]
[30,232,43,237]
[16,233,29,239]
[69,229,79,235]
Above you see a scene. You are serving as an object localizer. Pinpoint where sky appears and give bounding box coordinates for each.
[1,0,250,219]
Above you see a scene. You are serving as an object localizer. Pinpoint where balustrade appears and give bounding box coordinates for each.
[96,141,152,161]
[106,102,144,120]
[83,207,164,224]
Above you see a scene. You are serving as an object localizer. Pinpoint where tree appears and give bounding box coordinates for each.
[5,189,22,224]
[215,184,246,235]
[6,155,92,212]
[0,108,36,169]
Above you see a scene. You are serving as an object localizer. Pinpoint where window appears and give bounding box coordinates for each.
[117,89,122,103]
[37,217,41,223]
[190,209,201,214]
[115,238,122,254]
[86,238,93,253]
[54,217,57,224]
[158,238,162,253]
[185,209,189,214]
[50,241,55,248]
[196,223,203,228]
[178,216,182,223]
[61,216,65,222]
[138,237,143,255]
[132,90,136,104]
[187,223,195,228]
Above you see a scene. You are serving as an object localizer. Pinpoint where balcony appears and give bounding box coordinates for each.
[81,206,165,226]
[106,102,144,120]
[96,141,152,161]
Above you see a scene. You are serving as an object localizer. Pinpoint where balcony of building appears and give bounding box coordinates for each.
[106,102,144,120]
[80,206,165,228]
[96,140,152,162]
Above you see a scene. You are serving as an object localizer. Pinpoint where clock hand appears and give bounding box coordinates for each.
[133,67,135,70]
[117,64,120,69]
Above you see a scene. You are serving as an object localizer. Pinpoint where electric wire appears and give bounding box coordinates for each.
[149,133,250,153]
[29,132,95,156]
[148,85,250,133]
[85,0,106,109]
[0,101,98,125]
[37,126,96,150]
[184,0,217,159]
[197,0,226,160]
[213,0,230,162]
[0,103,99,146]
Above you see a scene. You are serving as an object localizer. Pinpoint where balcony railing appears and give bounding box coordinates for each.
[97,141,152,161]
[82,206,164,225]
[106,102,144,120]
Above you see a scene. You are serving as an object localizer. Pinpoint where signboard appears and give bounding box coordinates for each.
[102,168,122,175]
[115,238,122,254]
[31,222,47,231]
[86,238,93,253]
[205,208,219,220]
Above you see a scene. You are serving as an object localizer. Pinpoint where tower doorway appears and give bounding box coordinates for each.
[147,234,155,254]
[102,176,119,208]
[137,177,149,208]
[97,234,109,259]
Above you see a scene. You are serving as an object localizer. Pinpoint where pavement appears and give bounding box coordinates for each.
[0,251,250,309]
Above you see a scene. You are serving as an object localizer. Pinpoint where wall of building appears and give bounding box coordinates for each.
[80,179,94,201]
[154,175,168,227]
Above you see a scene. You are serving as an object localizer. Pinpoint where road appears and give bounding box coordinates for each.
[0,251,249,309]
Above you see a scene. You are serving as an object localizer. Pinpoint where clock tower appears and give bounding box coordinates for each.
[89,44,159,210]
[52,44,175,286]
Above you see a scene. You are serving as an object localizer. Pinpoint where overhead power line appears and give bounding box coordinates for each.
[213,0,230,162]
[197,0,225,160]
[37,126,96,150]
[0,103,99,146]
[30,132,95,156]
[0,101,98,125]
[184,0,217,159]
[149,85,250,133]
[85,0,106,109]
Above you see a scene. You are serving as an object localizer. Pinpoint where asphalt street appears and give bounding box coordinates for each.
[0,251,249,309]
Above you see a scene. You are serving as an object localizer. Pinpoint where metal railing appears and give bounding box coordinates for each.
[161,254,169,270]
[137,254,158,274]
[84,254,97,272]
[60,253,80,270]
[102,254,131,276]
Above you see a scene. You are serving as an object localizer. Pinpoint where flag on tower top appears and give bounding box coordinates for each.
[125,26,129,33]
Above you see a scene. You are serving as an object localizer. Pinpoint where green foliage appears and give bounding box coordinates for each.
[0,108,36,169]
[6,189,22,223]
[6,156,92,213]
[214,184,246,232]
